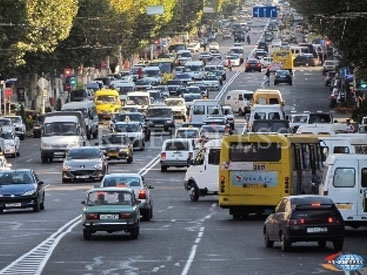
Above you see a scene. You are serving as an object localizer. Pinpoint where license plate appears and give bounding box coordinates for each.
[5,203,21,208]
[155,124,164,127]
[336,203,352,210]
[307,227,328,233]
[100,214,119,220]
[76,175,89,179]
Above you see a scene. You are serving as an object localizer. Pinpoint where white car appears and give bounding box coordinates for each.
[187,42,201,53]
[226,54,241,67]
[164,97,187,121]
[323,59,339,72]
[260,56,273,68]
[199,125,227,140]
[4,116,26,140]
[0,130,20,157]
[112,122,146,150]
[202,74,221,91]
[0,118,15,134]
[160,138,195,172]
[175,127,200,139]
[208,42,219,51]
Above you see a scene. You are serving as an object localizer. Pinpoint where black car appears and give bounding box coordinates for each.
[145,106,175,134]
[111,112,150,141]
[33,114,45,138]
[293,54,317,67]
[0,169,45,213]
[263,195,344,252]
[274,70,292,85]
[234,31,245,42]
[166,80,184,96]
[258,41,268,52]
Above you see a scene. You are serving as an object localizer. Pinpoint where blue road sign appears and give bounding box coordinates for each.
[253,6,278,18]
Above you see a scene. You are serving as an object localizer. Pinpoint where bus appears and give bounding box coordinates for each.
[149,58,175,74]
[272,49,294,71]
[219,134,323,219]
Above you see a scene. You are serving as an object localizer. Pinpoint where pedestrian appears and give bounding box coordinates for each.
[137,67,143,79]
[227,58,232,71]
[346,119,355,133]
[264,67,270,86]
[247,35,251,45]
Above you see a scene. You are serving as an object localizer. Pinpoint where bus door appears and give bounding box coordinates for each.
[359,166,367,215]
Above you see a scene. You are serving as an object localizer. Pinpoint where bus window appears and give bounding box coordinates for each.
[362,168,367,188]
[229,142,281,162]
[333,168,355,188]
[333,146,350,153]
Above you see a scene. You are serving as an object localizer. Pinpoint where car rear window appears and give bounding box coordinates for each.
[165,141,189,151]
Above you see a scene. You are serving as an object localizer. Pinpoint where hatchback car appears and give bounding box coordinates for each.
[112,122,146,150]
[82,188,140,240]
[245,58,262,72]
[4,116,26,140]
[0,130,20,158]
[33,114,45,138]
[0,169,45,213]
[99,133,133,163]
[100,173,153,221]
[263,195,345,252]
[274,70,292,85]
[62,146,108,183]
[160,138,195,172]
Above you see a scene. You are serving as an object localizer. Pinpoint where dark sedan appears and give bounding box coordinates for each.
[0,169,45,213]
[263,195,344,252]
[274,70,292,85]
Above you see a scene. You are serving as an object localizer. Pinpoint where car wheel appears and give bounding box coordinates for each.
[333,238,344,251]
[41,157,48,163]
[83,229,92,240]
[127,156,133,164]
[33,200,41,212]
[40,194,45,210]
[232,213,241,220]
[318,240,326,249]
[0,208,4,213]
[48,157,53,163]
[189,184,199,202]
[289,82,292,85]
[141,210,151,222]
[20,135,25,141]
[62,178,70,184]
[130,225,139,239]
[93,129,98,139]
[264,229,274,248]
[274,82,277,85]
[149,207,153,219]
[161,165,167,172]
[280,232,291,252]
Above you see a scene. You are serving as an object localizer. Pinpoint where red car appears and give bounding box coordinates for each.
[245,58,262,72]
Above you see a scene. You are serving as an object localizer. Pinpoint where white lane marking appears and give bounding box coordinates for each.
[26,159,33,163]
[0,153,161,275]
[0,215,80,275]
[181,245,198,275]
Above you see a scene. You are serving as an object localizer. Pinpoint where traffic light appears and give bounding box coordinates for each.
[359,80,367,90]
[69,76,77,88]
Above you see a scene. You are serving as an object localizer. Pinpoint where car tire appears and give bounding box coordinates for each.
[264,230,274,248]
[189,184,199,202]
[149,207,153,219]
[93,129,98,139]
[127,156,133,164]
[41,157,48,163]
[318,240,326,249]
[232,213,241,220]
[40,194,45,210]
[33,200,41,212]
[20,135,25,140]
[289,82,292,85]
[161,165,167,172]
[62,178,70,184]
[141,210,151,221]
[280,232,291,252]
[333,238,344,251]
[274,82,277,85]
[83,229,92,240]
[130,225,139,239]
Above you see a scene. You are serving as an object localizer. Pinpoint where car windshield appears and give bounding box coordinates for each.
[165,141,189,151]
[179,52,191,58]
[204,75,217,80]
[165,99,184,106]
[185,65,202,71]
[96,95,118,103]
[136,79,151,85]
[127,96,149,105]
[101,135,127,145]
[292,115,308,123]
[201,125,225,133]
[144,69,160,77]
[183,95,201,102]
[67,148,100,159]
[175,74,191,79]
[277,70,289,76]
[5,117,21,124]
[147,109,172,117]
[43,122,77,136]
[114,123,140,132]
[0,171,34,185]
[309,114,332,123]
[167,80,181,86]
[1,132,15,139]
[176,130,199,138]
[102,176,141,188]
[0,119,11,126]
[63,108,87,118]
[116,114,143,122]
[87,191,133,206]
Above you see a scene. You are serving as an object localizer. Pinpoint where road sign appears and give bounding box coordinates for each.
[253,6,278,18]
[37,77,49,89]
[4,88,12,97]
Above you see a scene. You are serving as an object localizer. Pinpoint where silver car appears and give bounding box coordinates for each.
[100,173,154,221]
[62,146,108,183]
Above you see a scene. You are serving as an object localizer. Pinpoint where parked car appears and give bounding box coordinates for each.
[81,188,140,240]
[263,195,345,252]
[100,173,153,221]
[0,169,45,213]
[62,146,108,183]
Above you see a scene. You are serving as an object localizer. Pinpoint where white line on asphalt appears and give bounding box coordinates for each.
[26,159,33,163]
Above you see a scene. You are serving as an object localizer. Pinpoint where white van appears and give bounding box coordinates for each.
[125,91,152,114]
[247,104,285,131]
[62,101,99,139]
[297,123,348,135]
[189,99,222,123]
[224,90,253,114]
[320,154,367,228]
[160,138,195,172]
[184,139,221,201]
[319,136,355,161]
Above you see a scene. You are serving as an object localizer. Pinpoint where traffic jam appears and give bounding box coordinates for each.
[0,0,366,274]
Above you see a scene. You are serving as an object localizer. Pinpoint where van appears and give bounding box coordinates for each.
[94,89,121,119]
[297,123,348,135]
[248,104,285,131]
[62,101,99,139]
[319,137,355,161]
[40,111,87,163]
[160,138,195,172]
[69,89,94,102]
[253,89,284,106]
[110,81,135,104]
[320,154,367,228]
[224,90,253,114]
[125,91,152,114]
[184,139,221,201]
[189,99,222,123]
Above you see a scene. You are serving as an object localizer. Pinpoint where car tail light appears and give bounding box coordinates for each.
[328,217,334,223]
[287,218,298,225]
[161,152,166,160]
[120,213,132,219]
[86,213,99,220]
[138,189,147,199]
[188,152,193,159]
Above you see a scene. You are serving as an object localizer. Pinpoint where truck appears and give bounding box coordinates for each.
[40,111,87,163]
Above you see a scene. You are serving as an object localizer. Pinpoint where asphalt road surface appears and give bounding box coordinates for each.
[0,17,366,275]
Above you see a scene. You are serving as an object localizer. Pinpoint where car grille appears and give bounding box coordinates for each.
[0,196,35,203]
[173,111,182,116]
[70,170,96,176]
[152,120,166,125]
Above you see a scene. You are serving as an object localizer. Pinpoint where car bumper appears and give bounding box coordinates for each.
[287,225,345,242]
[161,159,190,167]
[63,170,104,180]
[41,149,67,158]
[83,222,138,232]
[0,196,39,210]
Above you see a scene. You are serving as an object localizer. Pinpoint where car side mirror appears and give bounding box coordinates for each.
[81,200,86,205]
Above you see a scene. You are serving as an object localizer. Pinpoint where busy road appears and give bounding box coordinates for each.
[0,17,366,275]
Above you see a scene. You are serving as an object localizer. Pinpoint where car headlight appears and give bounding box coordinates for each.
[120,148,130,153]
[94,163,103,170]
[62,163,71,171]
[22,190,35,196]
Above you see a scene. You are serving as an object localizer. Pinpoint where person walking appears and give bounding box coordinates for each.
[227,58,232,71]
[247,35,251,45]
[264,67,270,86]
